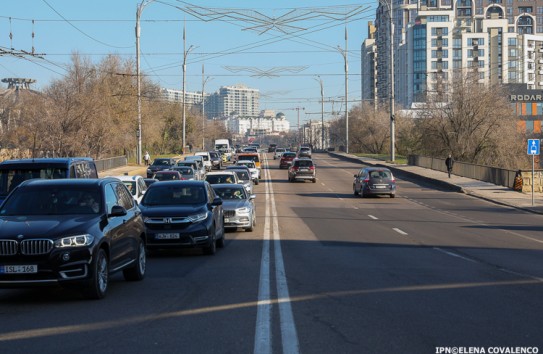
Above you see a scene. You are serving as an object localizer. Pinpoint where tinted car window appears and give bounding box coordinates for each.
[116,182,134,210]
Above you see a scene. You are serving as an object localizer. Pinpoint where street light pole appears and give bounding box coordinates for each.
[296,107,305,145]
[182,22,195,155]
[337,25,349,154]
[201,63,212,151]
[136,0,156,165]
[380,0,396,161]
[315,76,324,150]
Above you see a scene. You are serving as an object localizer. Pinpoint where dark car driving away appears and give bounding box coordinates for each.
[139,181,225,255]
[353,167,396,198]
[0,178,146,299]
[279,152,297,169]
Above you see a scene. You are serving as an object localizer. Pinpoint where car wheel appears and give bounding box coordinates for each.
[245,213,256,232]
[203,226,217,255]
[312,178,316,183]
[216,222,226,248]
[123,238,146,281]
[255,179,259,185]
[390,194,396,198]
[83,248,109,300]
[353,185,359,196]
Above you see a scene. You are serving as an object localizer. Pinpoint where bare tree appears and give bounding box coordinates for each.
[417,73,526,169]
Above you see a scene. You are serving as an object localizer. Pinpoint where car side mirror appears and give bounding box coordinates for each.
[211,197,223,206]
[110,205,127,217]
[249,194,256,200]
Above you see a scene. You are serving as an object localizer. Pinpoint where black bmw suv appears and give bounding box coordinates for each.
[0,178,146,299]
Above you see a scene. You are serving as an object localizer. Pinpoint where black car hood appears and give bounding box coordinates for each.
[139,204,208,217]
[0,215,100,240]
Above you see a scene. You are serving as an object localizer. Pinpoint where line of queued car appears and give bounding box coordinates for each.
[0,151,260,300]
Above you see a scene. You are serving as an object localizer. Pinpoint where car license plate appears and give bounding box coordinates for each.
[374,185,387,189]
[0,265,38,274]
[156,233,180,240]
[301,168,308,171]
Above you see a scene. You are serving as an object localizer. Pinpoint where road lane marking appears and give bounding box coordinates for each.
[269,167,300,354]
[393,228,408,235]
[368,215,378,220]
[434,247,481,264]
[254,155,300,354]
[254,170,272,354]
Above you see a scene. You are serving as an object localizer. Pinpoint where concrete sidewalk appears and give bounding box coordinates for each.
[330,152,543,215]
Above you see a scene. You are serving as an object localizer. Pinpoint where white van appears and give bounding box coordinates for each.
[194,152,212,171]
[214,139,232,161]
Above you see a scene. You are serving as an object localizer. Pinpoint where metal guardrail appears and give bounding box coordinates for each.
[408,155,517,188]
[94,156,127,172]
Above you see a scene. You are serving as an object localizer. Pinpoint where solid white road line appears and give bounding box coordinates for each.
[254,172,272,354]
[254,155,300,354]
[393,228,408,235]
[268,162,300,354]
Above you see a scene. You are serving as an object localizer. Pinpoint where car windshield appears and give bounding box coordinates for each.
[233,170,250,181]
[206,175,235,184]
[174,167,194,176]
[283,153,296,158]
[141,185,205,206]
[213,187,247,200]
[152,159,171,166]
[0,187,101,215]
[237,161,255,168]
[155,173,180,181]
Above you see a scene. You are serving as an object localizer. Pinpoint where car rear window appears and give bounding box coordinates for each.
[296,160,313,167]
[370,170,391,178]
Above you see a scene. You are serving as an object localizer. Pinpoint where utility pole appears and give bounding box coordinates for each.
[201,63,212,151]
[379,0,395,161]
[337,25,349,154]
[315,76,324,151]
[296,107,305,146]
[136,0,156,165]
[182,22,195,155]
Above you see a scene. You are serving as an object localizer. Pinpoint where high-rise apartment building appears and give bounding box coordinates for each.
[161,84,260,120]
[366,0,543,109]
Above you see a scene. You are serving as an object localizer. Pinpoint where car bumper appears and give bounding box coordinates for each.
[144,223,213,249]
[223,215,251,228]
[0,248,94,287]
[291,173,315,181]
[363,185,396,195]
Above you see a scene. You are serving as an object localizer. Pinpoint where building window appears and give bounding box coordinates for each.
[508,37,517,46]
[508,60,517,68]
[519,7,533,14]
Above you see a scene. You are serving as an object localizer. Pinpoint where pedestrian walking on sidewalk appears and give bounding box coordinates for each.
[445,154,454,178]
[144,151,151,166]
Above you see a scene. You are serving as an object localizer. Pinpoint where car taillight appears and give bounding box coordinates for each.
[363,178,370,183]
[291,166,299,171]
[309,166,315,170]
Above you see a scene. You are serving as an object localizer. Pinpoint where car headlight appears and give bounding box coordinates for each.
[236,207,250,214]
[188,213,208,222]
[55,234,94,248]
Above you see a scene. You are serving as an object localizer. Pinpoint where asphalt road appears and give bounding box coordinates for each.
[1,153,543,354]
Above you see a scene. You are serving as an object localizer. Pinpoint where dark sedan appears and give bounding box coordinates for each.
[139,181,225,255]
[147,158,176,178]
[0,178,146,299]
[353,167,396,198]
